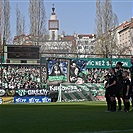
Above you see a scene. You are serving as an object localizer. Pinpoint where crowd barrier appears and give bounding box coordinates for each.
[0,83,105,104]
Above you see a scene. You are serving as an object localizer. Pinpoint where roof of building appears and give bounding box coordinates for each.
[78,34,96,38]
[61,35,75,41]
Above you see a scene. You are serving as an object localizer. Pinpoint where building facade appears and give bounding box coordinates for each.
[76,34,96,58]
[116,18,133,56]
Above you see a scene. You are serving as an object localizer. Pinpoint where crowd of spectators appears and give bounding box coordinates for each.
[87,68,109,83]
[0,65,47,89]
[0,65,129,90]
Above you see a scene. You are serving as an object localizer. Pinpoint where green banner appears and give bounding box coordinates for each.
[59,83,105,102]
[41,57,46,65]
[48,75,67,82]
[0,56,4,63]
[43,57,131,68]
[85,58,131,68]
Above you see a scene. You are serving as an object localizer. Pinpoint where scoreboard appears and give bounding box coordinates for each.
[7,45,40,59]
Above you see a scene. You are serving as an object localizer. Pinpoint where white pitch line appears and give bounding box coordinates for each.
[73,129,133,133]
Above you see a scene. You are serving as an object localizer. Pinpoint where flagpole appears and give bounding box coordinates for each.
[57,83,62,102]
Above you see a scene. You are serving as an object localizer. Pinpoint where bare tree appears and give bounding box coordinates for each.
[95,0,118,58]
[95,0,104,57]
[16,4,26,36]
[2,0,11,44]
[29,0,47,44]
[21,15,26,35]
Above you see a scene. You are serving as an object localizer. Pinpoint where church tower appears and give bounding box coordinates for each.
[48,4,59,41]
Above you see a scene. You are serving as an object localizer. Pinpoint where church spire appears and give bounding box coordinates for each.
[52,4,55,15]
[49,4,59,41]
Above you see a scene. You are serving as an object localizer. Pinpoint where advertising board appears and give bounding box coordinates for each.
[0,89,6,96]
[0,97,14,104]
[14,96,51,103]
[15,89,49,97]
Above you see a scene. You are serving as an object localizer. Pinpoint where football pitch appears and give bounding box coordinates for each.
[0,101,133,133]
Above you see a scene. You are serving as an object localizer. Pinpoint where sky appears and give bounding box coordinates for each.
[9,0,133,37]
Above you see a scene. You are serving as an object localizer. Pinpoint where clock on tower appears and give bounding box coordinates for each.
[49,20,59,30]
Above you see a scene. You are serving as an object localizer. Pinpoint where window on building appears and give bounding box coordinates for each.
[91,46,94,49]
[85,41,88,44]
[78,46,82,49]
[21,60,27,63]
[52,31,55,40]
[85,46,89,49]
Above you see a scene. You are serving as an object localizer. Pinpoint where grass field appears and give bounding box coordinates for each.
[0,101,133,133]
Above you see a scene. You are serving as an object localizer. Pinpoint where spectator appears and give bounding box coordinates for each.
[1,65,46,89]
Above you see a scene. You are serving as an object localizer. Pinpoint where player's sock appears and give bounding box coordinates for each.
[127,102,130,111]
[113,100,116,111]
[111,100,116,111]
[125,102,129,112]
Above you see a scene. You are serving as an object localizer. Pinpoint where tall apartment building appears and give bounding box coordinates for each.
[94,18,133,57]
[116,18,133,55]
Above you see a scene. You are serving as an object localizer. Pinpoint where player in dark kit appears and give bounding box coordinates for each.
[122,71,131,112]
[108,67,116,112]
[115,62,123,111]
[104,74,111,112]
[130,56,133,110]
[104,68,116,112]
